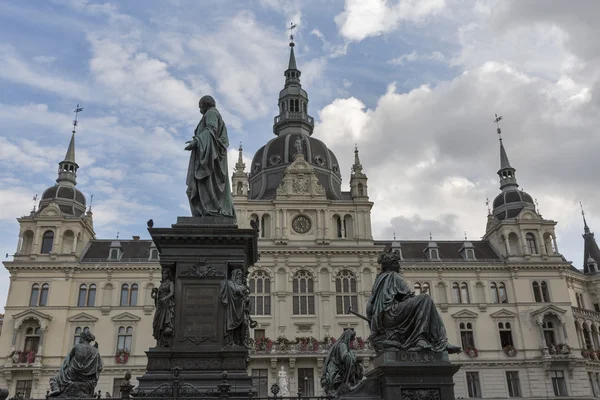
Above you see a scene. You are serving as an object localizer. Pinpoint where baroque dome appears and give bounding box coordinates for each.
[39,185,87,217]
[248,133,342,200]
[492,189,535,221]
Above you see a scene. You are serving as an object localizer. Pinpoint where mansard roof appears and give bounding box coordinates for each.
[81,239,155,262]
[374,240,501,262]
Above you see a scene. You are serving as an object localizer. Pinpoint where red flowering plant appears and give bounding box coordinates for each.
[503,345,517,357]
[350,337,365,350]
[276,336,291,351]
[255,337,273,352]
[9,350,35,364]
[296,337,319,352]
[323,335,336,349]
[26,351,36,364]
[582,349,591,359]
[115,350,130,364]
[464,346,478,358]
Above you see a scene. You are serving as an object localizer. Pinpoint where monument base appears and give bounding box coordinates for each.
[133,216,258,396]
[339,351,460,400]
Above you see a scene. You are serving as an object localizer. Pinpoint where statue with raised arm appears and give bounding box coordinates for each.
[151,268,175,347]
[321,329,364,396]
[48,329,103,398]
[185,95,235,218]
[220,269,257,347]
[366,247,461,354]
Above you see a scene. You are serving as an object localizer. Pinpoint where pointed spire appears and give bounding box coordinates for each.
[352,143,364,175]
[234,142,246,173]
[288,42,297,70]
[494,114,518,191]
[64,132,76,163]
[581,201,591,234]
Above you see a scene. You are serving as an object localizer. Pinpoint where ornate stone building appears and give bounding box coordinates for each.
[2,41,600,400]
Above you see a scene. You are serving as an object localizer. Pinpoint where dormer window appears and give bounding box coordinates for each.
[424,241,440,261]
[149,249,159,260]
[108,241,122,261]
[110,249,119,260]
[460,242,476,260]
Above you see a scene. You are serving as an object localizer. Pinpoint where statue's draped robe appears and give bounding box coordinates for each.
[186,107,235,217]
[50,342,103,396]
[220,279,248,345]
[367,270,448,352]
[320,331,363,394]
[153,281,175,346]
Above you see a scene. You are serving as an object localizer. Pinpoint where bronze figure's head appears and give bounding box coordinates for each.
[199,95,216,114]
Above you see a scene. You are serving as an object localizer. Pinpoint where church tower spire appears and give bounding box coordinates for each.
[495,114,518,191]
[273,23,314,136]
[581,203,600,274]
[56,105,83,187]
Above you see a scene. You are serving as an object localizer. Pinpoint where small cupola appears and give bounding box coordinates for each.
[391,233,403,260]
[108,240,122,261]
[587,255,598,274]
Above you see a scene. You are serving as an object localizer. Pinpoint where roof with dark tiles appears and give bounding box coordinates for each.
[374,240,501,262]
[81,240,154,261]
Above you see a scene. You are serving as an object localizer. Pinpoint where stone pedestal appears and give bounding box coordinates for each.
[340,351,460,400]
[135,217,258,396]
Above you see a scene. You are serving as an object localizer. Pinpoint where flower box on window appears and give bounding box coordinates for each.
[115,350,130,364]
[276,336,291,351]
[503,345,517,357]
[9,350,36,364]
[350,337,365,350]
[255,337,273,352]
[464,346,478,358]
[322,335,336,349]
[295,336,319,352]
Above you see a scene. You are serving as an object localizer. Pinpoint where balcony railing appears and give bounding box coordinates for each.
[274,112,315,126]
[8,350,36,364]
[248,338,373,355]
[80,258,159,263]
[572,306,600,320]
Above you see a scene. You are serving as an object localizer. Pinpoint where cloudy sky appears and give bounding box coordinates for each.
[1,0,599,310]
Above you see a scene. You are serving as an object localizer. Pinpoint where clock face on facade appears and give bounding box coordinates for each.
[292,215,312,234]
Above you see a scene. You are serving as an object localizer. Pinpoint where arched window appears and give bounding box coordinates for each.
[21,230,34,254]
[490,282,508,304]
[430,249,439,260]
[73,326,90,346]
[120,284,129,306]
[498,322,514,348]
[130,284,138,306]
[88,284,96,306]
[62,230,75,254]
[41,230,54,253]
[293,270,315,315]
[414,282,422,295]
[344,215,354,239]
[436,282,447,303]
[334,215,345,238]
[117,326,133,352]
[459,322,475,348]
[249,271,271,315]
[110,249,119,260]
[260,214,271,238]
[236,182,243,196]
[77,284,88,307]
[460,282,470,304]
[543,320,557,346]
[526,233,537,254]
[583,324,593,350]
[336,270,358,314]
[541,281,550,302]
[452,282,461,303]
[24,326,41,353]
[532,281,542,302]
[149,249,159,260]
[357,183,364,197]
[422,282,430,295]
[29,284,40,306]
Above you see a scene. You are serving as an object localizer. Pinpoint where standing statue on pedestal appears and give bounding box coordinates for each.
[185,95,235,218]
[320,329,364,395]
[220,269,257,347]
[48,329,103,398]
[367,247,461,354]
[151,268,175,347]
[277,366,290,396]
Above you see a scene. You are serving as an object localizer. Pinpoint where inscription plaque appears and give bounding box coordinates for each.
[182,285,219,343]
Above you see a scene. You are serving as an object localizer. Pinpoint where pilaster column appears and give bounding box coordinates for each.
[537,230,546,255]
[322,210,329,239]
[16,235,23,254]
[72,233,78,253]
[316,209,322,238]
[519,229,528,254]
[282,210,288,239]
[537,321,549,355]
[33,227,41,253]
[275,210,280,238]
[553,236,559,254]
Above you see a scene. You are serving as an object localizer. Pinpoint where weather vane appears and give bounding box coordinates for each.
[494,114,503,140]
[393,230,396,241]
[464,231,468,241]
[32,194,38,212]
[73,104,84,134]
[429,232,433,241]
[289,22,297,44]
[116,230,120,240]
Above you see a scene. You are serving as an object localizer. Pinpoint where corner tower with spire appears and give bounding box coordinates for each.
[581,203,600,274]
[13,105,95,261]
[484,114,561,261]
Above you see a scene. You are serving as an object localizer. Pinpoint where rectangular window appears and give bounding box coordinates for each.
[16,380,32,399]
[466,372,481,398]
[551,370,567,396]
[500,330,514,347]
[594,303,600,312]
[506,371,521,397]
[298,368,314,396]
[336,295,358,315]
[251,369,268,397]
[254,329,265,340]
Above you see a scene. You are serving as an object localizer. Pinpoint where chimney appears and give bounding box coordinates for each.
[132,236,140,241]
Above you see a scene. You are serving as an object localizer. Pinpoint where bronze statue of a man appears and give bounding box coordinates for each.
[185,95,235,218]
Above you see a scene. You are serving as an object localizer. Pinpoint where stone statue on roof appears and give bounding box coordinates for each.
[185,96,235,219]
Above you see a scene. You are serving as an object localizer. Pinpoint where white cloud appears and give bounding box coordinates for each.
[335,0,446,42]
[388,50,446,65]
